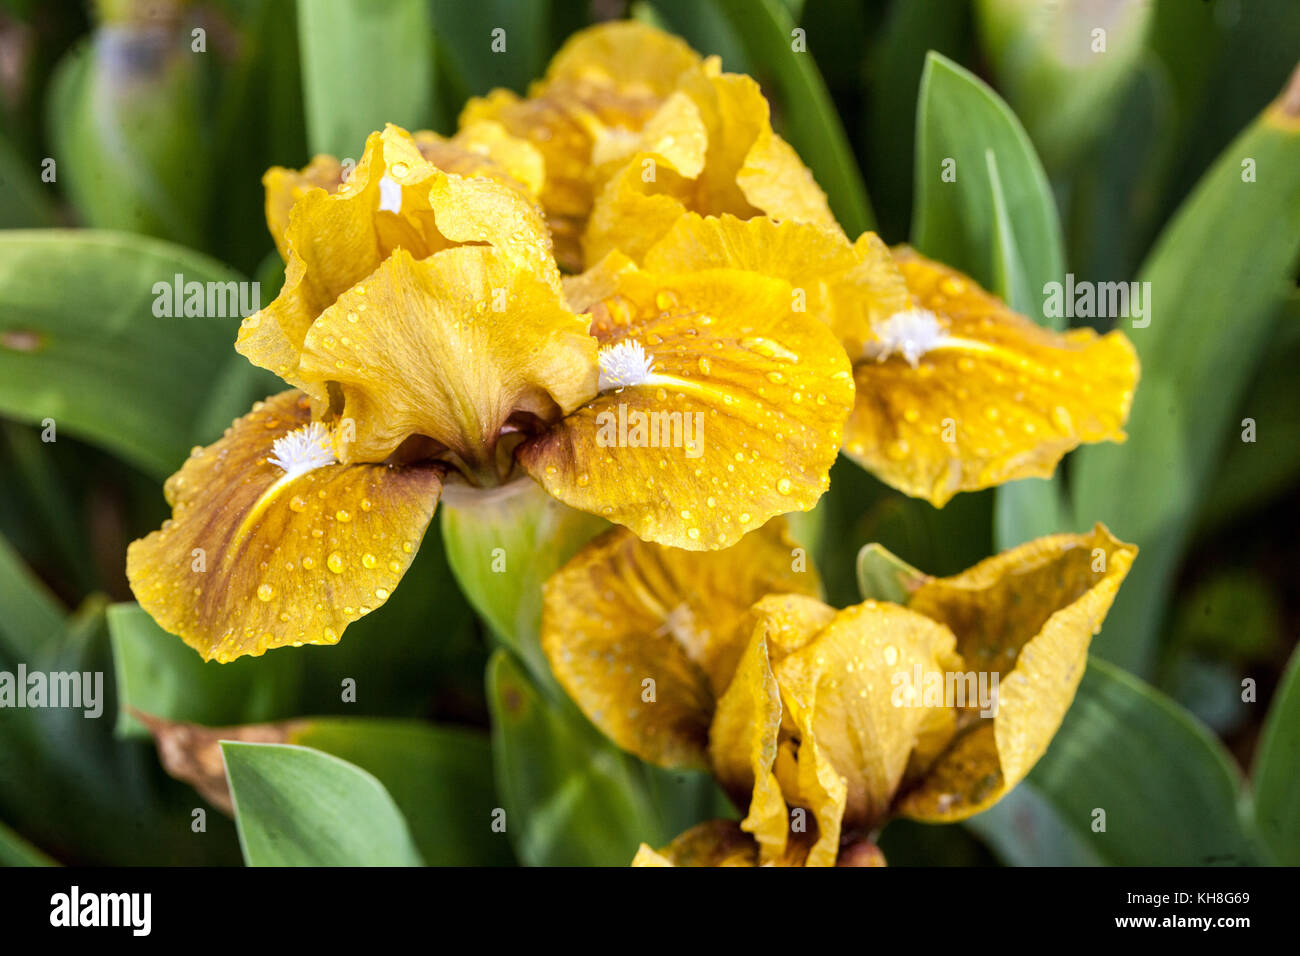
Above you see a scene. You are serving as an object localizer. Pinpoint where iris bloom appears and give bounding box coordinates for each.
[462,20,837,272]
[540,519,1136,866]
[126,124,856,662]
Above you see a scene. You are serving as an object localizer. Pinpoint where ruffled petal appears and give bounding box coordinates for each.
[630,819,819,867]
[126,392,443,662]
[461,21,703,270]
[296,246,596,478]
[519,258,854,549]
[842,248,1139,506]
[643,213,910,356]
[540,519,818,769]
[239,125,558,400]
[771,601,961,860]
[584,66,838,266]
[895,525,1137,821]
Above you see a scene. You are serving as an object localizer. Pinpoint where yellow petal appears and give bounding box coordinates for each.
[842,248,1140,506]
[630,819,818,867]
[644,213,911,355]
[461,21,703,271]
[895,525,1137,821]
[584,68,839,266]
[263,155,346,262]
[541,519,818,769]
[126,392,443,663]
[771,601,962,862]
[520,260,855,549]
[295,246,596,480]
[239,125,557,399]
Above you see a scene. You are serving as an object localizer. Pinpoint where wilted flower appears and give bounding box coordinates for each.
[540,519,1136,866]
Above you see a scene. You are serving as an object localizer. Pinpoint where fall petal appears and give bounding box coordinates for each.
[842,248,1139,506]
[895,525,1137,821]
[540,519,818,769]
[126,391,443,663]
[520,262,854,549]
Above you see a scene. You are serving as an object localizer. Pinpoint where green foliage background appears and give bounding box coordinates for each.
[0,0,1297,866]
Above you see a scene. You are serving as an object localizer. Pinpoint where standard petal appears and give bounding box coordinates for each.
[461,21,703,270]
[895,525,1137,821]
[771,601,962,861]
[126,392,443,662]
[540,519,818,769]
[239,125,557,398]
[519,262,855,549]
[584,67,838,266]
[296,246,597,480]
[842,248,1140,506]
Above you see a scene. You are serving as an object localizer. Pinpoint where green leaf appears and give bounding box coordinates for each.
[855,542,923,604]
[972,657,1257,866]
[0,230,251,478]
[1252,645,1300,865]
[222,741,423,866]
[291,719,514,865]
[487,650,657,866]
[47,27,210,248]
[1071,90,1300,675]
[912,54,1071,550]
[709,0,875,235]
[0,531,65,661]
[912,52,1065,318]
[0,819,57,867]
[107,603,302,738]
[297,0,439,157]
[976,0,1154,174]
[0,598,242,865]
[431,0,549,102]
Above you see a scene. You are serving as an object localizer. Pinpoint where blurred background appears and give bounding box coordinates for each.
[0,0,1297,866]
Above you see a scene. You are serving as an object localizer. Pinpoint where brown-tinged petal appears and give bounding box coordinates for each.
[631,819,817,867]
[708,594,835,861]
[519,261,855,549]
[540,519,818,770]
[895,525,1137,821]
[240,125,557,399]
[842,248,1139,506]
[643,213,911,356]
[584,66,839,266]
[461,21,703,270]
[771,601,962,863]
[296,246,596,478]
[126,391,443,662]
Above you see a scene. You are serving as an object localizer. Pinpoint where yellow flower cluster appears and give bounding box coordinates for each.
[126,21,1139,863]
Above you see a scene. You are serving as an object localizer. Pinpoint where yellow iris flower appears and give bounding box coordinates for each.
[539,519,1136,866]
[461,20,837,272]
[126,123,855,663]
